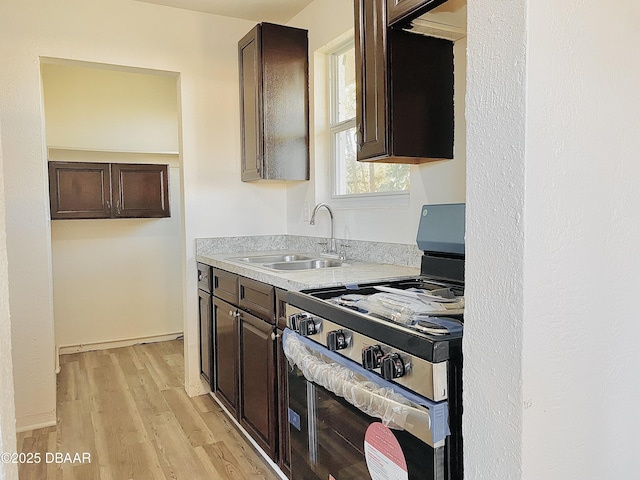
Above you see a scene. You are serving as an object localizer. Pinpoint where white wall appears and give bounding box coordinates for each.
[49,161,183,348]
[522,0,640,477]
[466,0,640,478]
[42,62,180,153]
[464,0,526,476]
[0,126,19,480]
[287,0,466,245]
[0,0,288,430]
[42,63,183,350]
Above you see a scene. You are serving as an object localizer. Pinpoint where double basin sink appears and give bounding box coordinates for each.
[233,253,348,271]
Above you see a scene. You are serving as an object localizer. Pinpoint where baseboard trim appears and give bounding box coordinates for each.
[58,332,184,356]
[16,412,57,433]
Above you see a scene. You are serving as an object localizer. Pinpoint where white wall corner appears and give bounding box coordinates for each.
[464,0,528,478]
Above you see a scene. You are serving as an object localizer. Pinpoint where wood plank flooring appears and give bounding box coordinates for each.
[17,339,282,480]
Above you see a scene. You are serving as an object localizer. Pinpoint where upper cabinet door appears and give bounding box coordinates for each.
[238,23,309,182]
[48,162,112,219]
[111,163,170,218]
[386,0,447,26]
[354,0,388,161]
[239,26,263,182]
[354,0,455,164]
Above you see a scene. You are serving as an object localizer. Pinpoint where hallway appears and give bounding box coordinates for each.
[17,340,280,480]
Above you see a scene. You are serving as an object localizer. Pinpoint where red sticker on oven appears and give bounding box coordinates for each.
[364,423,408,480]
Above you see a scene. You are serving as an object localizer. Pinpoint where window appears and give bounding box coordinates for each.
[330,43,409,197]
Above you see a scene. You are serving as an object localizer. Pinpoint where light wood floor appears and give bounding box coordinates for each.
[17,339,281,480]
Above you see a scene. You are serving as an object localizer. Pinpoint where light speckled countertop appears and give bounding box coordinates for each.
[196,250,421,291]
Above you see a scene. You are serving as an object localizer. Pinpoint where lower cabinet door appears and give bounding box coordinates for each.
[198,289,213,388]
[239,310,277,460]
[213,297,239,416]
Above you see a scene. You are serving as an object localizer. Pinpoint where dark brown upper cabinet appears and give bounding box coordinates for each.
[48,161,169,219]
[111,163,170,218]
[238,23,309,182]
[48,162,112,219]
[354,0,455,164]
[386,0,448,26]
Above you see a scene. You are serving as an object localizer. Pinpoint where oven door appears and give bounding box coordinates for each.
[284,330,449,480]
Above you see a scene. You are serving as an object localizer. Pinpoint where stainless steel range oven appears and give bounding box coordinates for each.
[284,204,465,480]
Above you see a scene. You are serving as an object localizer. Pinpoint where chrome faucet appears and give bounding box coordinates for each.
[310,203,337,255]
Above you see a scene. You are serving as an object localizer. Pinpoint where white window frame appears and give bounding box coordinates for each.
[329,41,409,205]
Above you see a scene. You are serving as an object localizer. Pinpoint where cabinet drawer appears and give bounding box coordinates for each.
[213,269,239,304]
[239,276,275,323]
[197,263,212,292]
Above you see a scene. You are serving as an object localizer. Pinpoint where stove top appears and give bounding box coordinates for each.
[287,204,465,363]
[287,277,463,363]
[304,277,463,332]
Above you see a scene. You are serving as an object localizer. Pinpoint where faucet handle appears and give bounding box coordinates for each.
[317,241,328,253]
[339,243,350,261]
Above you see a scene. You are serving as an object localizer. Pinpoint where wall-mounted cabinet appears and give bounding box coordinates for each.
[238,23,309,182]
[354,0,455,164]
[48,161,170,219]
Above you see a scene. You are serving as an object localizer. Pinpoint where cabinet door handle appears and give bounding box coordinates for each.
[271,332,281,341]
[355,124,363,152]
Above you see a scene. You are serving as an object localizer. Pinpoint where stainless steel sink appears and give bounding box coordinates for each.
[235,254,313,263]
[261,259,348,271]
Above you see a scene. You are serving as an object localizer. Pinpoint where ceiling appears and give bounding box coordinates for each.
[134,0,315,24]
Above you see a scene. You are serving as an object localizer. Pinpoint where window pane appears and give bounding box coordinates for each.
[334,128,410,196]
[336,48,356,123]
[331,43,409,197]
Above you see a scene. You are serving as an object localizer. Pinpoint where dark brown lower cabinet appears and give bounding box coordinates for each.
[213,296,239,417]
[210,269,288,474]
[198,288,213,388]
[239,310,277,460]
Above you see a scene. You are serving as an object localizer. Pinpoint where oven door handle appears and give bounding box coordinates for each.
[283,329,449,448]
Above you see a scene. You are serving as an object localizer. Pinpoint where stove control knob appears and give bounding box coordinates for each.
[288,313,307,332]
[362,345,385,370]
[326,330,349,351]
[299,317,321,336]
[381,353,406,380]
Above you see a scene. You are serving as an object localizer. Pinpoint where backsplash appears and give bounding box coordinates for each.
[196,235,422,268]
